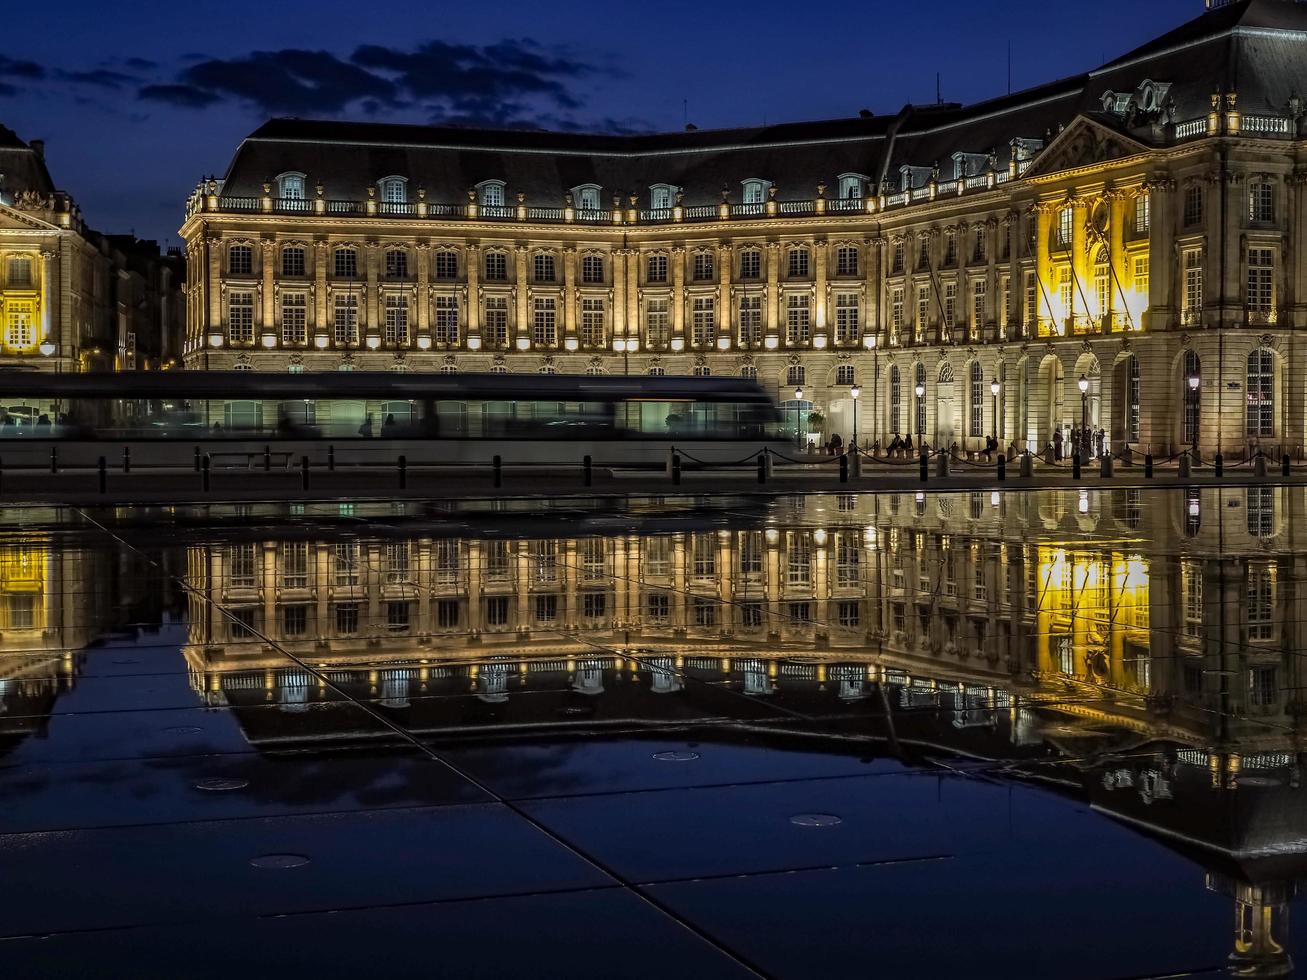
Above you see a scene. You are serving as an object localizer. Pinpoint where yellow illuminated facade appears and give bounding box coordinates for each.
[180,3,1307,458]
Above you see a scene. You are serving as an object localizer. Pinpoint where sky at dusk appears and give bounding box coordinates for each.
[6,0,1201,242]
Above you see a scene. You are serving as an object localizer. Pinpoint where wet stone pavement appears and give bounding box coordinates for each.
[0,488,1301,978]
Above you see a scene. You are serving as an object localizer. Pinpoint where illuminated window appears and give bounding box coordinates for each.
[532,297,557,346]
[384,249,408,279]
[838,174,864,199]
[478,181,505,207]
[691,296,715,347]
[835,293,859,344]
[1246,349,1274,437]
[836,246,858,276]
[3,301,34,349]
[1181,560,1202,638]
[1248,486,1274,537]
[741,178,769,205]
[573,184,601,211]
[281,293,307,345]
[969,361,984,437]
[581,298,605,348]
[787,247,809,278]
[889,366,901,433]
[787,364,805,386]
[332,293,358,345]
[1249,181,1275,223]
[649,184,674,210]
[227,291,254,343]
[378,176,406,205]
[971,279,987,335]
[276,173,306,201]
[478,252,507,284]
[786,293,810,345]
[228,244,253,276]
[915,362,927,434]
[1056,207,1073,248]
[891,286,905,335]
[5,255,33,288]
[1133,193,1150,234]
[483,297,508,348]
[646,253,668,283]
[739,248,761,280]
[1128,354,1141,442]
[943,281,956,330]
[1247,562,1275,642]
[533,252,556,283]
[1182,350,1199,445]
[384,295,410,346]
[333,247,357,278]
[1183,249,1203,321]
[739,295,762,346]
[581,254,604,284]
[1247,247,1274,315]
[645,299,670,348]
[692,251,714,281]
[431,295,457,350]
[1023,270,1037,330]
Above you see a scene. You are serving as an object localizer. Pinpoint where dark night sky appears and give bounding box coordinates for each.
[5,0,1200,243]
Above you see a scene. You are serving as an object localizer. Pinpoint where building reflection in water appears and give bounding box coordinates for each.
[5,488,1307,975]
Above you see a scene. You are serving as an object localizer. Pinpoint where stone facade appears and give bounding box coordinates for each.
[180,0,1307,459]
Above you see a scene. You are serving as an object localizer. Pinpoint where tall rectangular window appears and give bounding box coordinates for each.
[384,295,410,346]
[333,248,357,278]
[693,251,714,281]
[1024,270,1037,331]
[3,302,34,349]
[434,251,458,279]
[787,247,810,278]
[1247,246,1274,316]
[645,299,670,348]
[834,293,859,344]
[280,247,305,277]
[891,241,905,274]
[971,279,987,335]
[1247,562,1275,642]
[739,295,762,345]
[385,249,408,279]
[891,287,905,335]
[943,282,956,330]
[646,254,668,283]
[1056,207,1073,248]
[281,293,307,345]
[1183,185,1203,226]
[1249,181,1275,224]
[533,253,556,283]
[581,298,605,347]
[1247,349,1274,437]
[969,362,984,438]
[281,541,309,588]
[739,249,761,279]
[332,293,358,345]
[228,245,253,275]
[581,254,604,284]
[972,229,987,263]
[692,296,715,347]
[433,296,457,345]
[916,285,930,336]
[532,297,557,346]
[483,296,508,347]
[1181,560,1203,639]
[1183,249,1203,322]
[1133,194,1150,234]
[786,294,810,345]
[228,291,254,343]
[483,251,507,281]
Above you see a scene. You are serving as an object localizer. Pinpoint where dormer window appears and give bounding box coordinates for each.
[276,172,307,201]
[951,153,989,180]
[649,184,676,210]
[741,179,771,206]
[572,184,601,212]
[477,180,506,208]
[378,176,407,210]
[899,166,933,193]
[837,173,867,199]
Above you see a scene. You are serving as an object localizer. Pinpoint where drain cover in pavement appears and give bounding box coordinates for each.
[250,854,310,870]
[790,813,843,828]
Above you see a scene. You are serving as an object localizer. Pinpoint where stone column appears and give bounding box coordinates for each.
[260,239,275,338]
[671,246,686,346]
[415,243,431,339]
[717,243,732,347]
[1146,176,1175,325]
[364,242,380,339]
[464,244,480,340]
[514,246,530,349]
[814,238,828,335]
[766,242,781,343]
[313,241,329,339]
[562,247,577,346]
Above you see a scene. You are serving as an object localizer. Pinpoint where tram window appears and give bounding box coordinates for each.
[223,400,262,431]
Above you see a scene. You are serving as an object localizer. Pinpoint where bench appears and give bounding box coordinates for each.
[208,451,295,470]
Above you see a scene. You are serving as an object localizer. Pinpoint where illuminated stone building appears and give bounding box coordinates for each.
[0,126,185,419]
[183,0,1307,458]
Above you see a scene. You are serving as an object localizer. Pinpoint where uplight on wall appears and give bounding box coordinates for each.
[764,335,779,350]
[716,336,731,350]
[465,336,480,350]
[813,334,828,349]
[38,340,56,357]
[365,334,381,350]
[416,335,433,350]
[565,337,579,351]
[208,332,224,348]
[670,338,685,351]
[261,333,277,349]
[314,334,330,349]
[516,336,531,351]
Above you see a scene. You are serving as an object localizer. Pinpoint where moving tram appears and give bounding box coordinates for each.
[0,372,787,468]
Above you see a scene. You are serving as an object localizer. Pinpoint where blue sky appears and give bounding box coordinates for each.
[5,0,1200,242]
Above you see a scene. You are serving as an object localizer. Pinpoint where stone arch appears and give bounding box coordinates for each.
[934,360,958,446]
[1111,350,1141,451]
[1036,354,1065,452]
[1070,351,1103,451]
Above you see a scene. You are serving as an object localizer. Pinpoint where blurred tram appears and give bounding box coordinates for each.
[0,372,787,467]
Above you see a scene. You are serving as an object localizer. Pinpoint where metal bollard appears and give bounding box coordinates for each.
[839,454,849,483]
[671,452,682,486]
[997,455,1006,481]
[50,447,57,474]
[194,445,201,472]
[398,454,407,489]
[264,445,272,472]
[328,444,336,471]
[492,454,502,488]
[1072,453,1081,480]
[1020,453,1033,479]
[935,452,950,478]
[919,452,928,483]
[1214,453,1224,478]
[1178,453,1191,479]
[757,452,767,485]
[850,450,862,479]
[1254,453,1267,478]
[1283,453,1291,478]
[583,454,592,487]
[1144,453,1154,478]
[1100,455,1113,479]
[98,456,107,494]
[301,456,310,490]
[123,446,131,474]
[202,454,211,492]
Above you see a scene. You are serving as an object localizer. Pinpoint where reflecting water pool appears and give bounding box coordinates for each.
[0,487,1302,978]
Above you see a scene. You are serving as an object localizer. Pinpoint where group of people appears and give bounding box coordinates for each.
[1050,425,1106,461]
[1,412,60,433]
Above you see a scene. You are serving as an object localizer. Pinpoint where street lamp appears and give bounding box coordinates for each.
[1187,372,1200,460]
[989,376,1000,445]
[914,381,925,451]
[1078,374,1089,463]
[794,386,804,451]
[850,384,860,449]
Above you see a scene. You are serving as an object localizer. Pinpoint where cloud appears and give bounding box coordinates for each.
[136,37,613,126]
[0,55,44,80]
[0,81,16,98]
[58,68,136,89]
[122,57,158,71]
[138,83,220,108]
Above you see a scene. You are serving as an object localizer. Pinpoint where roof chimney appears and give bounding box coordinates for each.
[685,123,698,132]
[858,108,874,118]
[29,139,44,160]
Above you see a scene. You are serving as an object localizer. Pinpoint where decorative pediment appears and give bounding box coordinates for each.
[1020,117,1150,180]
[0,201,60,232]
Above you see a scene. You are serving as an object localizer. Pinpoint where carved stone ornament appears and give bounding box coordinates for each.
[288,353,304,368]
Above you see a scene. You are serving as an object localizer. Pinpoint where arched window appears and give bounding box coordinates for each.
[1093,247,1110,323]
[333,247,358,278]
[477,180,506,208]
[572,184,601,211]
[649,365,666,377]
[1127,354,1141,443]
[787,365,805,387]
[837,173,866,199]
[1247,349,1274,437]
[378,176,407,212]
[741,365,758,381]
[740,178,771,208]
[938,362,955,384]
[787,246,810,278]
[889,366,902,434]
[915,362,927,435]
[1183,350,1200,445]
[836,365,855,386]
[649,184,676,211]
[968,361,984,438]
[276,172,307,206]
[384,248,408,279]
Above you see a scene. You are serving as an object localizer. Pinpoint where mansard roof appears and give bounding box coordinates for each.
[0,125,56,199]
[214,0,1307,207]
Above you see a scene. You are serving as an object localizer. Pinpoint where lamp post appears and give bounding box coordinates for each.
[989,376,1000,444]
[914,381,925,451]
[850,384,860,448]
[794,386,804,451]
[1078,374,1089,463]
[1187,372,1200,460]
